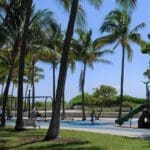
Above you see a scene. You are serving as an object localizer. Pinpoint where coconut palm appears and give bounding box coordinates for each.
[0,0,26,127]
[28,8,60,108]
[72,29,112,121]
[15,2,60,130]
[15,0,33,131]
[95,9,145,119]
[45,0,103,140]
[45,0,79,140]
[24,62,45,109]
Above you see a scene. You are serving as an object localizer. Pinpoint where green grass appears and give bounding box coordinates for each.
[0,127,149,150]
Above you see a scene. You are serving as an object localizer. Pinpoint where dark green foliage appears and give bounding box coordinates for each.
[69,93,145,108]
[93,84,117,105]
[34,101,52,110]
[69,93,93,106]
[122,95,146,106]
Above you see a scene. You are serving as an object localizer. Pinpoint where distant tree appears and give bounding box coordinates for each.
[69,93,93,107]
[72,29,112,121]
[95,9,145,119]
[93,85,117,118]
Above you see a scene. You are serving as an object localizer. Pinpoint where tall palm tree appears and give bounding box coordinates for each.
[28,8,60,108]
[45,0,102,140]
[73,29,112,121]
[95,9,145,119]
[0,0,25,127]
[45,0,79,140]
[38,27,63,102]
[15,0,33,131]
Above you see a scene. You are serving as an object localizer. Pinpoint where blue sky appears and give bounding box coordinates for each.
[33,0,150,101]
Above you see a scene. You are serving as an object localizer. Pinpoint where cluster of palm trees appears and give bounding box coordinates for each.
[0,0,148,140]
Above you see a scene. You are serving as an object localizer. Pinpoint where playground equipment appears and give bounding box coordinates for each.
[116,72,150,129]
[115,104,147,125]
[116,36,150,128]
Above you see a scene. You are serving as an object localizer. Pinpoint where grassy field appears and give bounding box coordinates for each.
[0,127,149,150]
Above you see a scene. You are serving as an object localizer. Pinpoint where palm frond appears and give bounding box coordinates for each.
[88,0,103,9]
[125,42,133,61]
[95,58,111,64]
[94,34,118,49]
[130,23,145,33]
[116,0,137,8]
[76,5,86,29]
[128,33,141,44]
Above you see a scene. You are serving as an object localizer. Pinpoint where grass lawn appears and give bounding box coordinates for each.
[0,127,149,150]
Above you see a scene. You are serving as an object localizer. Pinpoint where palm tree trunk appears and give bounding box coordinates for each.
[0,66,13,127]
[45,0,78,140]
[15,0,32,131]
[24,83,29,111]
[61,90,65,120]
[52,61,56,102]
[118,45,125,119]
[0,32,20,127]
[82,60,87,121]
[10,82,15,111]
[0,82,4,106]
[32,59,35,109]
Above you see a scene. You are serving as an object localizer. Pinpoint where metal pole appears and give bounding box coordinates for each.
[28,90,31,118]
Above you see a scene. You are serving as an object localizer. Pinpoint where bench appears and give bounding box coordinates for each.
[23,119,40,129]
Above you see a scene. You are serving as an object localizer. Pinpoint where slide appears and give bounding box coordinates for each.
[115,104,147,125]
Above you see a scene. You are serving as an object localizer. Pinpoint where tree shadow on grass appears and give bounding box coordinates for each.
[0,139,7,144]
[10,139,105,150]
[6,137,105,150]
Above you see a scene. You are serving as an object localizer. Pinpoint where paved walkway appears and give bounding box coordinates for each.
[6,117,150,139]
[38,118,150,139]
[60,126,150,139]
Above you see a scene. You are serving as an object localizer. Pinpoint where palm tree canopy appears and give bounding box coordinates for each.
[73,29,112,66]
[56,0,102,28]
[94,9,145,60]
[116,0,137,9]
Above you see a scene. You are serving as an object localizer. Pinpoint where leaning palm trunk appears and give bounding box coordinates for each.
[24,83,29,111]
[10,82,15,111]
[52,61,56,102]
[0,38,19,127]
[15,0,32,131]
[81,60,87,121]
[45,0,78,140]
[118,45,125,119]
[0,66,14,127]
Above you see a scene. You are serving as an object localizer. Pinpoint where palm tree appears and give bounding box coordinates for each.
[24,62,45,109]
[28,8,60,108]
[15,3,59,130]
[15,0,33,131]
[0,0,25,127]
[73,29,112,121]
[95,9,145,119]
[45,0,102,140]
[45,0,79,140]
